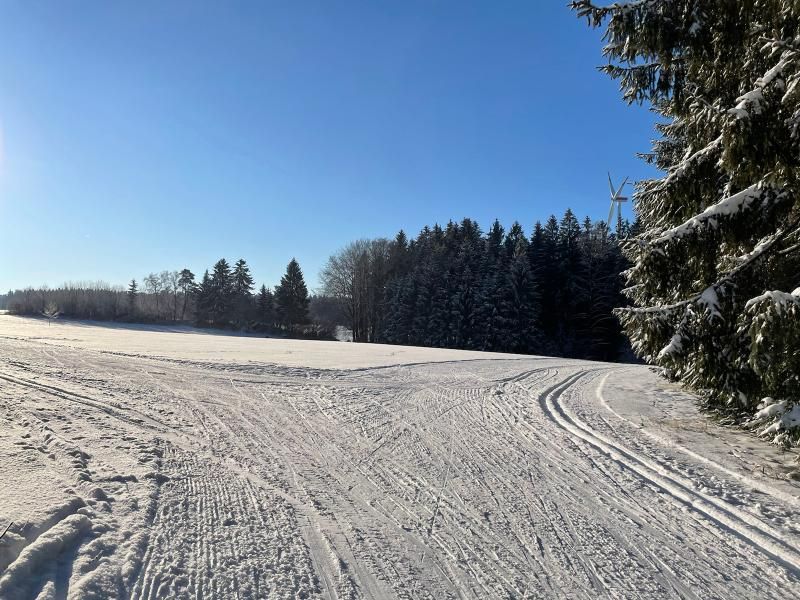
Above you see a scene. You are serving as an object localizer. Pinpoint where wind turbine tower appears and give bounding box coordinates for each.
[607,173,629,229]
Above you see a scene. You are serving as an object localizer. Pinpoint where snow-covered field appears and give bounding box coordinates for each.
[0,316,798,599]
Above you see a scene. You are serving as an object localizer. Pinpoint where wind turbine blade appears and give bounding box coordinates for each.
[608,201,615,226]
[614,177,628,200]
[607,173,615,197]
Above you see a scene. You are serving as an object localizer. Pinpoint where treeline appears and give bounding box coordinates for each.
[322,211,635,361]
[2,282,132,322]
[3,257,338,339]
[4,211,634,361]
[189,257,318,335]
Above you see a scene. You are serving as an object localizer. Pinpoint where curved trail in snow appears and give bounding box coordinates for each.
[594,370,800,508]
[539,369,800,575]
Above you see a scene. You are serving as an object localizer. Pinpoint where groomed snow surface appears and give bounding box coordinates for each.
[0,316,798,599]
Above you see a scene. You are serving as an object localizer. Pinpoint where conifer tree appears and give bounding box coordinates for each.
[557,209,586,355]
[178,269,195,321]
[574,1,800,441]
[503,239,540,353]
[529,215,559,352]
[426,258,452,347]
[194,270,212,326]
[127,279,138,314]
[503,221,526,259]
[387,230,410,279]
[472,220,505,350]
[579,221,626,361]
[527,221,545,269]
[383,275,415,345]
[411,259,435,345]
[486,220,505,263]
[232,258,255,327]
[256,284,274,329]
[233,259,254,296]
[450,259,477,348]
[275,258,310,333]
[209,259,233,325]
[342,215,629,359]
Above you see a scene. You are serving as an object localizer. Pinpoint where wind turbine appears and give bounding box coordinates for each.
[607,173,629,229]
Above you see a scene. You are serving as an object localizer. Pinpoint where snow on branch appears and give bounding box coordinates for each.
[744,288,800,311]
[647,135,723,192]
[729,54,793,119]
[657,331,685,359]
[653,182,780,245]
[748,398,800,439]
[619,223,797,317]
[570,0,660,19]
[698,286,722,320]
[655,287,724,360]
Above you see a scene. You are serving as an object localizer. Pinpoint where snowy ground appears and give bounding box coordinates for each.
[0,316,798,599]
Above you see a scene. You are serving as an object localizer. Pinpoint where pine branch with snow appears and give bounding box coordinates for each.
[573,0,800,444]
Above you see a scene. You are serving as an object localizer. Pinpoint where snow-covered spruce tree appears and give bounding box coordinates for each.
[573,1,800,443]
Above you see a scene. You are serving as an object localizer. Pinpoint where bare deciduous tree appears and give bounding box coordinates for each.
[320,239,390,342]
[160,270,180,321]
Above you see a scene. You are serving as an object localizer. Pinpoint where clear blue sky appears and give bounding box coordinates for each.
[0,1,658,292]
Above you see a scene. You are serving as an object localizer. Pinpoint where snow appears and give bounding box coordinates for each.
[751,398,800,437]
[0,315,799,598]
[653,183,766,244]
[657,135,722,190]
[730,88,766,118]
[757,56,791,88]
[746,288,800,310]
[0,515,91,599]
[699,285,722,320]
[729,55,791,119]
[657,331,684,359]
[0,316,524,369]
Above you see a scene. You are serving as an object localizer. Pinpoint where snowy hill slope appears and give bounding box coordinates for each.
[0,315,798,598]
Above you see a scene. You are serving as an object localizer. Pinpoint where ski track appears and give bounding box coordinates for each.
[0,330,798,599]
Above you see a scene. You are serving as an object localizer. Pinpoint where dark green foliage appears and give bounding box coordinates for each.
[535,216,561,352]
[275,258,310,332]
[361,213,631,359]
[383,275,415,345]
[233,259,254,295]
[556,209,585,356]
[231,259,255,328]
[573,0,800,441]
[194,270,212,326]
[127,279,138,313]
[178,269,195,321]
[207,259,233,326]
[256,284,274,329]
[501,240,540,353]
[450,261,477,348]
